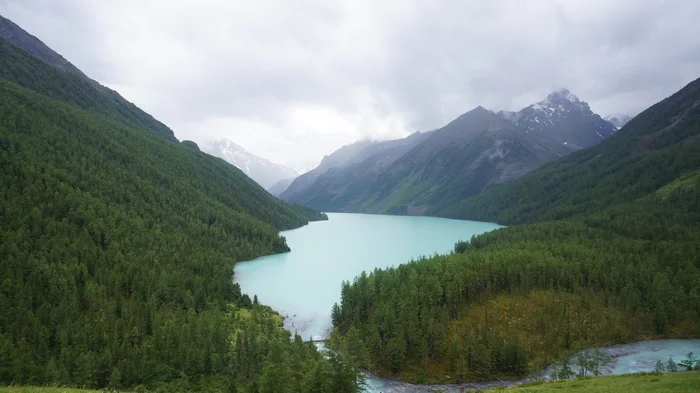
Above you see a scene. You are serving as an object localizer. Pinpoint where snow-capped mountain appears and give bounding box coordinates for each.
[204,139,298,189]
[604,114,632,129]
[500,89,617,149]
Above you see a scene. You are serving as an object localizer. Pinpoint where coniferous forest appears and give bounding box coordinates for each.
[333,77,700,383]
[0,38,369,392]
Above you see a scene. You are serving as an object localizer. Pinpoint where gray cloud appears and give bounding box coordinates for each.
[2,0,699,165]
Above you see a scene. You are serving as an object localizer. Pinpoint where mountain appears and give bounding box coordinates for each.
[282,90,616,215]
[334,77,700,383]
[280,131,434,209]
[0,17,356,392]
[0,14,86,77]
[280,138,398,202]
[267,177,296,196]
[204,139,298,189]
[314,108,571,214]
[501,88,617,149]
[368,107,575,214]
[605,114,633,129]
[0,15,177,142]
[444,77,700,224]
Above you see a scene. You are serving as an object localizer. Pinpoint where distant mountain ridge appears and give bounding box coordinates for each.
[282,89,613,214]
[205,139,298,189]
[279,132,433,203]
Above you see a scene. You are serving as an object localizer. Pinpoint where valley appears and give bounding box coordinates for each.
[1,5,699,393]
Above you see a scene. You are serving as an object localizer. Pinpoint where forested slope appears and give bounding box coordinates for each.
[333,78,700,384]
[0,39,175,141]
[0,34,363,393]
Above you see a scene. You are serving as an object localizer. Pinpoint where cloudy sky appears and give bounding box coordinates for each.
[2,0,700,168]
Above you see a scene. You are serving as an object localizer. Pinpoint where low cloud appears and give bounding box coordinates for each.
[2,0,699,165]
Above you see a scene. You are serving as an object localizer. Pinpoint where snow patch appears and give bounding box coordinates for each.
[555,88,579,102]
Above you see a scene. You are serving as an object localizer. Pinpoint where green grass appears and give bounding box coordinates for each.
[3,372,699,393]
[490,371,700,392]
[0,387,126,393]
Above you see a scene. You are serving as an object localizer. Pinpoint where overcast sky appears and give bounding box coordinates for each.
[2,0,700,167]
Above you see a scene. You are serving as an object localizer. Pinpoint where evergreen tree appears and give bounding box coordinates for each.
[679,352,697,371]
[654,360,666,372]
[667,357,679,372]
[554,358,575,380]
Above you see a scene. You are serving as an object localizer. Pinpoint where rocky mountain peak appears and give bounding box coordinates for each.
[547,88,580,103]
[531,88,588,113]
[496,89,616,148]
[470,105,490,114]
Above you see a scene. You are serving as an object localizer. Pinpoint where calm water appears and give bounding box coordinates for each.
[234,212,501,339]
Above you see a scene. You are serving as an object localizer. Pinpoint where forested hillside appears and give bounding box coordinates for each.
[0,32,365,392]
[332,77,700,383]
[0,25,176,142]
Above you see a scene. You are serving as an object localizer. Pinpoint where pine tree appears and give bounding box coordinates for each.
[679,352,697,371]
[555,358,575,380]
[331,303,342,327]
[654,360,666,372]
[667,357,679,372]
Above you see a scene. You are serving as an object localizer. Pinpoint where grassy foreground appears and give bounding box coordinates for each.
[491,371,700,393]
[0,388,126,393]
[2,372,699,393]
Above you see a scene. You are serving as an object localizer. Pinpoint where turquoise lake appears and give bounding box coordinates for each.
[234,212,501,340]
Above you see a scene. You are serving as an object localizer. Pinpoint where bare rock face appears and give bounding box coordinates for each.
[503,89,618,149]
[0,14,87,78]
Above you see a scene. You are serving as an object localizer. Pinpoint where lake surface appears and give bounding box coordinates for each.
[234,212,501,339]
